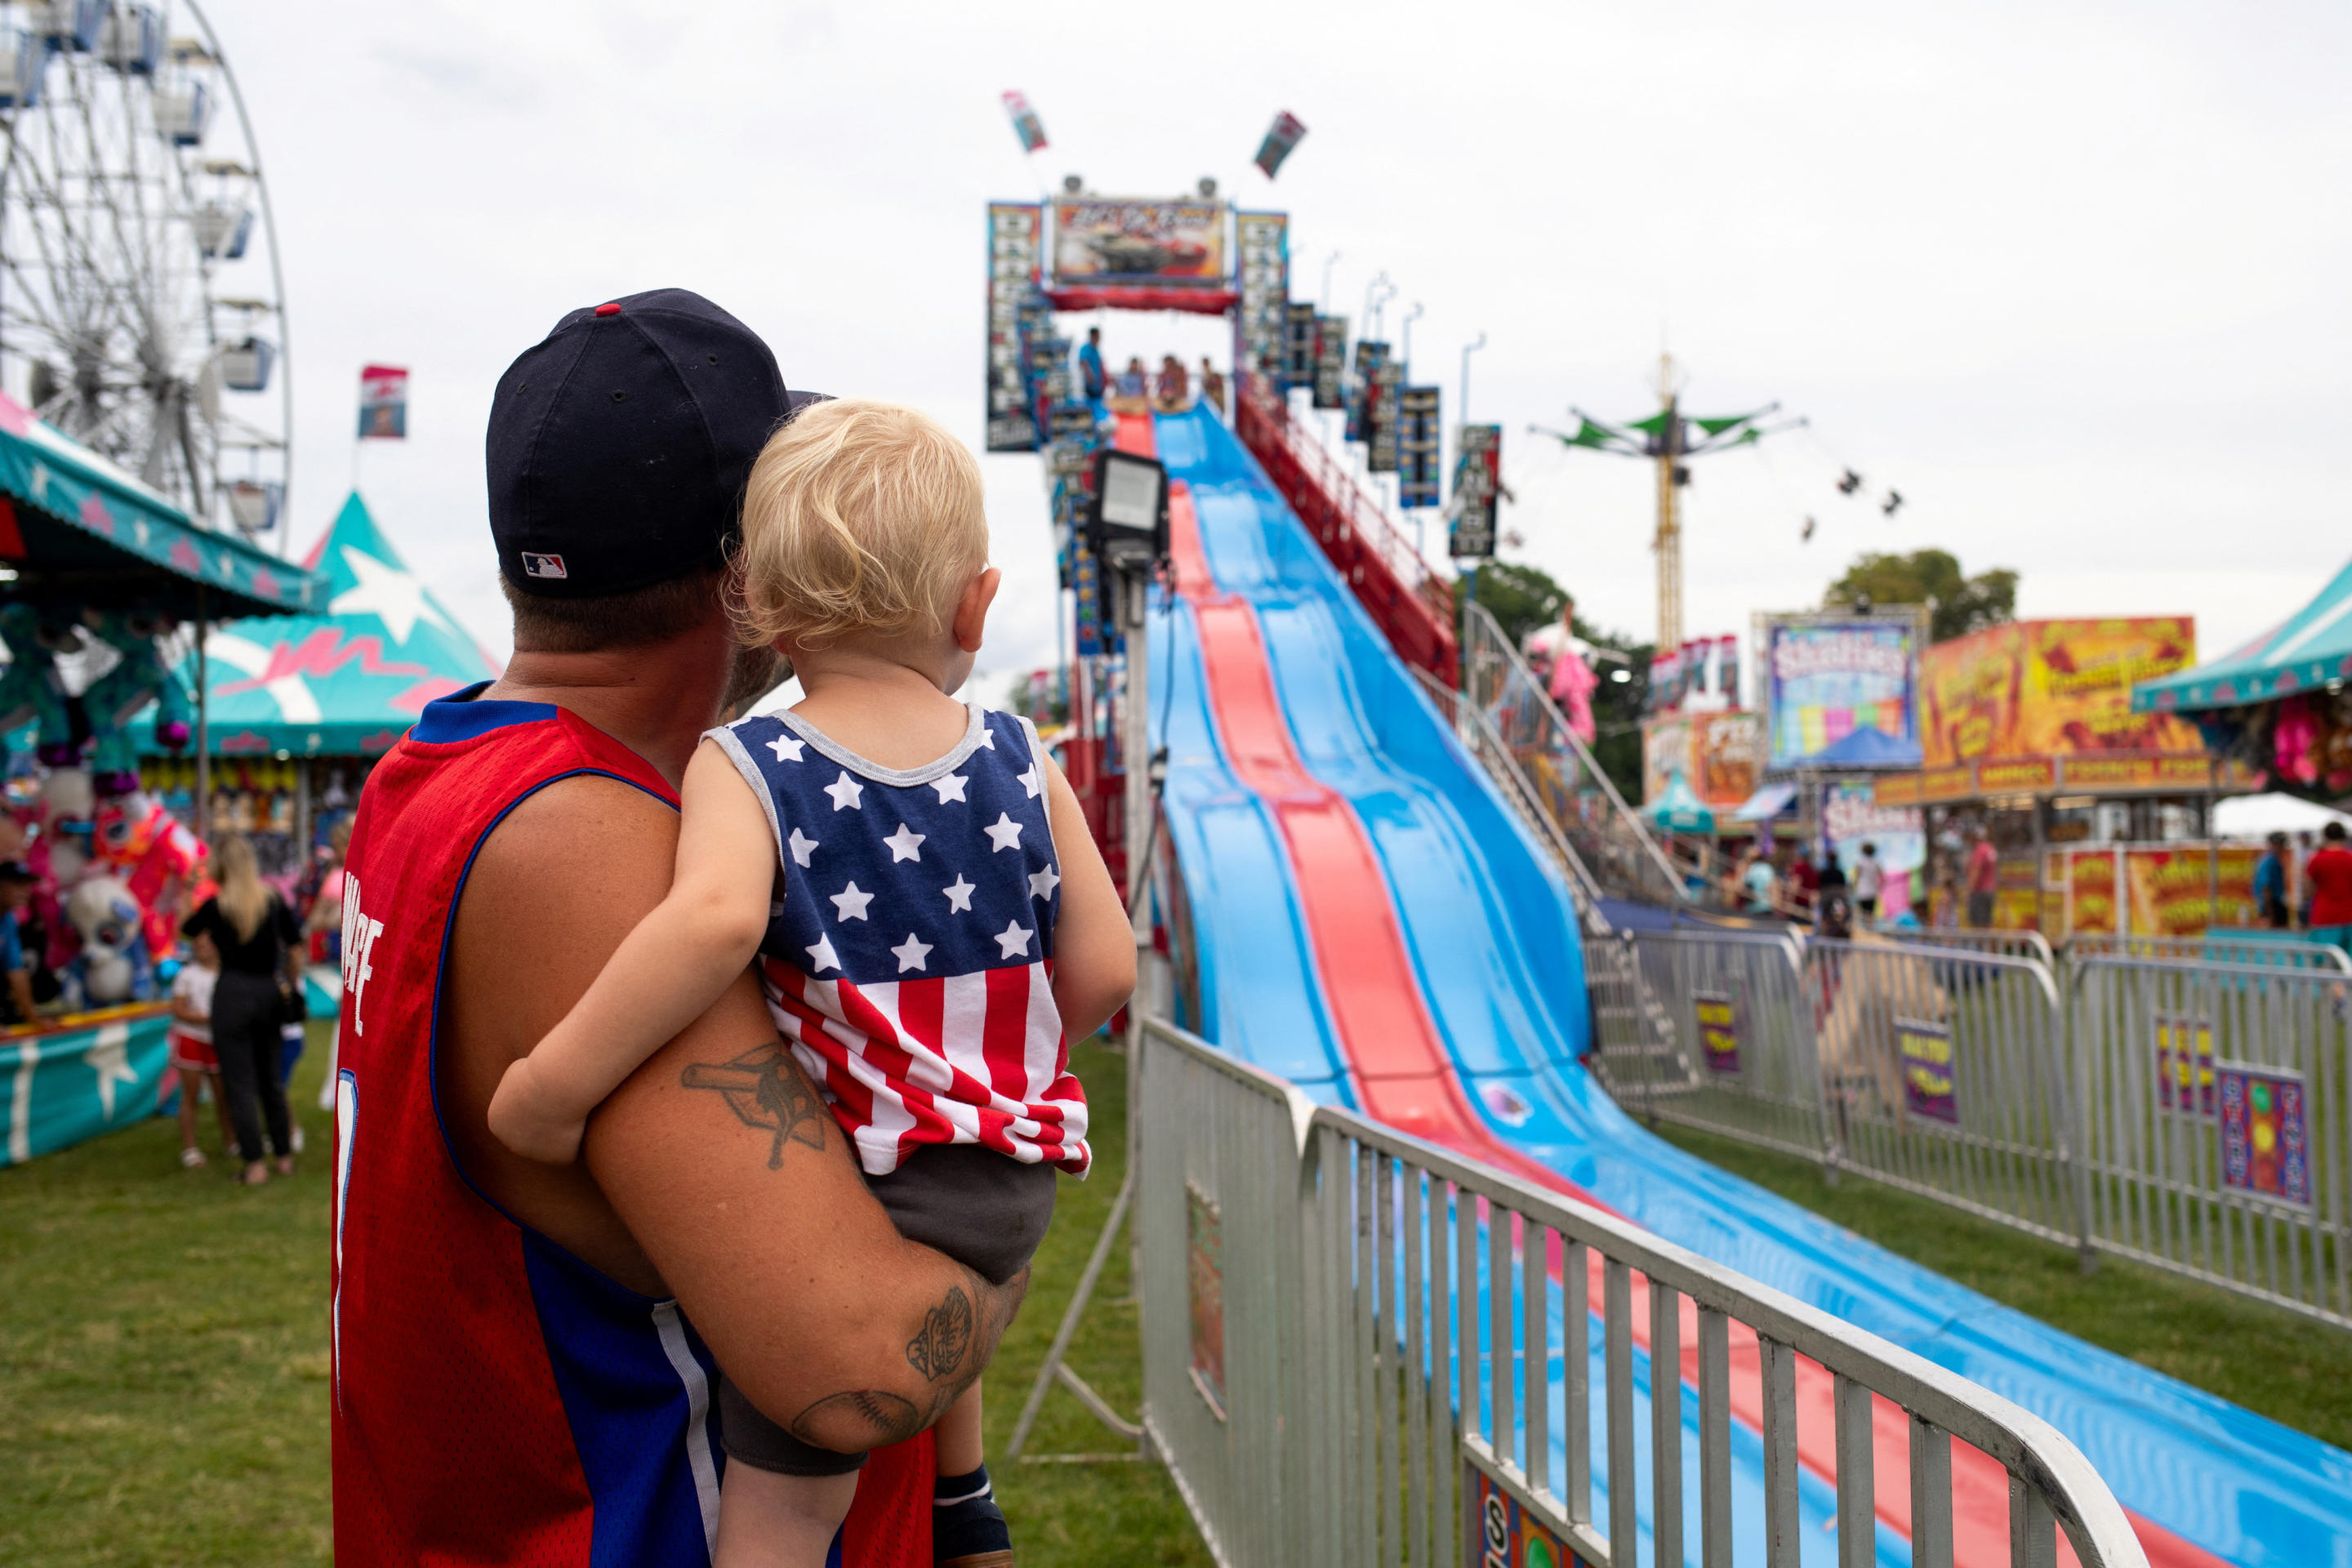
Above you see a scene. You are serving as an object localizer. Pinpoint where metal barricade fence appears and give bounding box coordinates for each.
[1807,938,2087,1252]
[1134,1016,1317,1566]
[2068,932,2352,974]
[1135,1017,2151,1568]
[1885,927,2060,968]
[1606,929,1830,1166]
[2070,956,2352,1327]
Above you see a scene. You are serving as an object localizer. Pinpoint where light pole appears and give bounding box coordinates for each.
[1361,271,1392,342]
[1460,331,1486,421]
[1399,301,1423,379]
[1321,250,1341,312]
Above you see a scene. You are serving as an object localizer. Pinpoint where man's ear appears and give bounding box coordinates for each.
[953,567,1002,654]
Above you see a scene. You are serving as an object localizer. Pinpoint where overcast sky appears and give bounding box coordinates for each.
[201,0,2349,684]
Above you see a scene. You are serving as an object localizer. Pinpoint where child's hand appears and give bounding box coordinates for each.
[487,1055,588,1165]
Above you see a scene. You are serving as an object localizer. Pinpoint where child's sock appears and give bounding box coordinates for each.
[933,1463,1013,1565]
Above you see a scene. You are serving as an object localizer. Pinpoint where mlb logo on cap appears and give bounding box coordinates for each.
[521,552,568,580]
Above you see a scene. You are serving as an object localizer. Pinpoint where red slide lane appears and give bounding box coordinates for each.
[1162,441,2213,1568]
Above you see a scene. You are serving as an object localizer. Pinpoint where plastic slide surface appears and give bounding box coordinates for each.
[1143,401,2352,1568]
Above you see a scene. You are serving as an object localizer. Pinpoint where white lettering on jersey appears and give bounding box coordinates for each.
[341,874,387,1036]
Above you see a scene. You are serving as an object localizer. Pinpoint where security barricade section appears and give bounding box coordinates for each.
[1810,940,2084,1251]
[1136,1018,2149,1568]
[1614,930,1828,1166]
[2069,931,2352,974]
[2072,956,2351,1327]
[1585,925,2352,1328]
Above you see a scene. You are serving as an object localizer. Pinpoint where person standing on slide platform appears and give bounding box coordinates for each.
[329,289,1026,1568]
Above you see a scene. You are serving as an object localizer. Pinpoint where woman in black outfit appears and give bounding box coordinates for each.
[182,835,303,1186]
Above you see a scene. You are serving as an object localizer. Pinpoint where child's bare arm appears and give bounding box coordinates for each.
[170,993,206,1027]
[1043,758,1135,1041]
[488,741,778,1163]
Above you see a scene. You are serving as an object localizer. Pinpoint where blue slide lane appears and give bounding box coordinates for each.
[1147,402,2352,1567]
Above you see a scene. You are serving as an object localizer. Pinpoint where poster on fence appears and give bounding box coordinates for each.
[2218,1065,2311,1208]
[1186,1183,1227,1420]
[1468,1459,1591,1568]
[1897,1018,1959,1125]
[1694,988,1741,1075]
[2155,1016,2216,1117]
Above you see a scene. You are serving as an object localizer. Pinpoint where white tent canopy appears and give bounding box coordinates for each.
[2212,792,2352,840]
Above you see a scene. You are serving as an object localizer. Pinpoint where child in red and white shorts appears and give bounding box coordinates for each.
[170,933,232,1168]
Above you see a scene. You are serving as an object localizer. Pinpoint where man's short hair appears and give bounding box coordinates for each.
[502,567,724,654]
[2327,821,2348,844]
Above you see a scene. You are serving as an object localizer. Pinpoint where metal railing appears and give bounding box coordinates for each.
[2067,931,2352,974]
[2071,956,2352,1327]
[1136,1015,2151,1568]
[1809,938,2087,1253]
[1885,926,2060,969]
[1456,601,1686,910]
[1231,375,1458,686]
[1606,929,1832,1166]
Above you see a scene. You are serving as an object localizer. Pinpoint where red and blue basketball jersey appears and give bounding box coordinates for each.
[710,704,1090,1178]
[331,684,932,1568]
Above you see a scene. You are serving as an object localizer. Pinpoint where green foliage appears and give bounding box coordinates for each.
[1655,1121,2352,1450]
[0,1028,1206,1567]
[1464,559,1650,800]
[1824,549,2019,643]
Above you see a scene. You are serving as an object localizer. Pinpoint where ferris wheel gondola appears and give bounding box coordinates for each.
[0,0,292,547]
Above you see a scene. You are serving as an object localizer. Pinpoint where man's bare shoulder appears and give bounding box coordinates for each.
[440,772,681,1292]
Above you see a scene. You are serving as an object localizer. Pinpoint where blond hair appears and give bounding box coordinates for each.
[213,834,271,944]
[733,399,987,650]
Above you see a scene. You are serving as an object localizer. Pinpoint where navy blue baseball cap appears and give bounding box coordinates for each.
[487,287,790,598]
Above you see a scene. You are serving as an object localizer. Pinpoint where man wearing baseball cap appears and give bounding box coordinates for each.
[329,290,1016,1568]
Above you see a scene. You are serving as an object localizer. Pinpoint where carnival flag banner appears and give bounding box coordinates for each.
[1254,110,1307,179]
[357,364,408,440]
[1000,90,1048,154]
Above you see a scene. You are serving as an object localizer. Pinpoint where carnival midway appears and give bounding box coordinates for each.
[6,6,2352,1568]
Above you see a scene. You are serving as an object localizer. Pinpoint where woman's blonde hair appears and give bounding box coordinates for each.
[732,398,987,650]
[213,834,271,943]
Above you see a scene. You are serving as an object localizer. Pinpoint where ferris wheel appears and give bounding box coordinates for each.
[0,1,289,543]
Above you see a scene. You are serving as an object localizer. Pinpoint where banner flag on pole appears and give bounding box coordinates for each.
[1254,110,1307,179]
[1001,91,1048,154]
[357,364,408,440]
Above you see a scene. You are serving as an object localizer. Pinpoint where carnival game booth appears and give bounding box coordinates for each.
[2132,554,2352,804]
[1868,617,2261,940]
[139,491,496,1017]
[0,390,323,1166]
[144,491,495,870]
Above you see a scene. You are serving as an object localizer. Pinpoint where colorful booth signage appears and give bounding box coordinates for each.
[2219,1065,2310,1208]
[2156,1016,2216,1117]
[1694,989,1740,1075]
[1762,614,1922,771]
[1898,1018,1958,1125]
[1922,618,2202,767]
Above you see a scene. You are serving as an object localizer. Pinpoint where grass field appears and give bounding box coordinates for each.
[0,1025,1208,1566]
[1653,1120,2352,1450]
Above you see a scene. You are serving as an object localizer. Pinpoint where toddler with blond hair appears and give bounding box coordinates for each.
[489,398,1134,1567]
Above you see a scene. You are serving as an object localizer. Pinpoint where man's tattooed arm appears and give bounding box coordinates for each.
[785,1263,1032,1452]
[678,1041,827,1167]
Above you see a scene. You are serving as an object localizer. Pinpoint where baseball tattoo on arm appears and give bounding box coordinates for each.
[679,1042,828,1167]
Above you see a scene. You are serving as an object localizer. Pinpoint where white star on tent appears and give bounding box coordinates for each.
[132,518,150,548]
[1029,865,1061,902]
[787,828,818,868]
[891,933,933,973]
[1017,764,1044,800]
[883,824,926,863]
[994,920,1033,960]
[984,812,1023,852]
[823,771,864,812]
[87,1024,136,1120]
[330,546,451,645]
[942,875,975,912]
[806,934,840,973]
[768,733,805,763]
[830,880,874,922]
[932,773,969,804]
